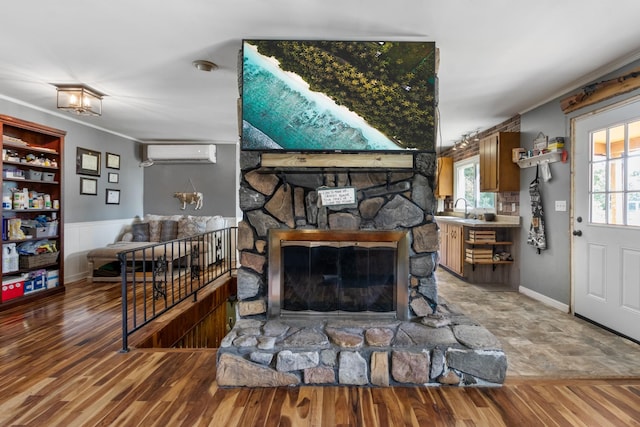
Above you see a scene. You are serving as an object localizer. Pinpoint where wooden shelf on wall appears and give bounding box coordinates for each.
[516,151,563,168]
[260,152,414,169]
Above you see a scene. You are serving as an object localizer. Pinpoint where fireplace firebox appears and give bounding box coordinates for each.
[269,230,409,319]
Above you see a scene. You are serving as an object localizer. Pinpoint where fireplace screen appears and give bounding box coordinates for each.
[281,241,397,314]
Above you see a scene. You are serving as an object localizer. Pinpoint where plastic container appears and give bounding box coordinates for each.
[2,243,19,273]
[13,192,25,209]
[42,172,55,182]
[27,170,42,180]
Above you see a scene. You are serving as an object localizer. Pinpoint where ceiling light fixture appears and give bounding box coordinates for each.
[192,60,218,72]
[55,84,104,116]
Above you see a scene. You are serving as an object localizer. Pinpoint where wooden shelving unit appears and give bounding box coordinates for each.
[1,114,65,310]
[464,229,514,271]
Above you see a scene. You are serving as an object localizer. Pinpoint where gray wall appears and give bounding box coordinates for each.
[1,98,144,222]
[519,101,571,303]
[519,58,640,305]
[143,143,237,217]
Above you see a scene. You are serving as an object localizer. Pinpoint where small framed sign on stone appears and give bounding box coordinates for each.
[317,186,356,208]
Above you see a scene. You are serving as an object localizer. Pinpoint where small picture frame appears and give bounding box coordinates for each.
[76,147,101,176]
[108,172,119,184]
[106,152,120,170]
[80,177,98,195]
[106,188,120,205]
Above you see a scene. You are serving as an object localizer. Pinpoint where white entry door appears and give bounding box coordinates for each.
[573,98,640,342]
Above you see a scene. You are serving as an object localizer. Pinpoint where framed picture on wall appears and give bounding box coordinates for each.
[76,147,101,176]
[108,172,119,183]
[106,188,120,205]
[106,152,120,169]
[80,177,98,195]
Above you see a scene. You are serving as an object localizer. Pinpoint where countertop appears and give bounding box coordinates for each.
[435,215,521,228]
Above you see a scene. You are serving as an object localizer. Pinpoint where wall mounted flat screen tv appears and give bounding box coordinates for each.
[241,40,437,152]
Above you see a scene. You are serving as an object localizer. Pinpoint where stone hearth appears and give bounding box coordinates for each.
[217,300,507,387]
[218,151,507,387]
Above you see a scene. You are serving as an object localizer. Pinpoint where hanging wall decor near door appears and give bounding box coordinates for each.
[527,165,547,254]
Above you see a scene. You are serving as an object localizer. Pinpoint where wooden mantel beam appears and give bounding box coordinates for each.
[261,152,414,169]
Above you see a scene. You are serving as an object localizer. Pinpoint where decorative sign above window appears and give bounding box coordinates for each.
[317,186,356,208]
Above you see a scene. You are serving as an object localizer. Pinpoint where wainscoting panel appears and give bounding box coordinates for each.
[63,218,134,283]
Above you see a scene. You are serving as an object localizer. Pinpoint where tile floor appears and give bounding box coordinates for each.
[436,269,640,379]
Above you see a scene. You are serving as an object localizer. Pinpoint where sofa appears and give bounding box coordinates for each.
[87,214,227,282]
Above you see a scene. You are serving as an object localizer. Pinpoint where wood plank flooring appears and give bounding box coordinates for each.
[1,278,639,426]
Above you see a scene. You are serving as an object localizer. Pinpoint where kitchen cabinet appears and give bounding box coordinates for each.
[1,114,65,310]
[439,221,464,276]
[479,132,520,192]
[435,156,453,198]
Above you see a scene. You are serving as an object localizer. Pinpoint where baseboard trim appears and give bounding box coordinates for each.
[518,286,570,313]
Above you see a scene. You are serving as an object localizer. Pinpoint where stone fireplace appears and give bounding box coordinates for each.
[216,152,507,388]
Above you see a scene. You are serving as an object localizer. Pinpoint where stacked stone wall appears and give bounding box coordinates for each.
[236,152,440,319]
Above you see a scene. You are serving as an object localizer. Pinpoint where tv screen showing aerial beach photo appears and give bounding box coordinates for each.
[241,40,437,152]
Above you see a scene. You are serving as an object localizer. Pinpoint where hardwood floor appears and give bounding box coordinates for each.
[1,278,639,426]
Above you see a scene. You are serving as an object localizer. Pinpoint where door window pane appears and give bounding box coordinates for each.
[608,125,625,159]
[609,193,624,225]
[592,129,606,161]
[608,159,624,192]
[591,162,606,192]
[629,120,640,155]
[628,193,640,226]
[628,156,640,191]
[591,193,606,224]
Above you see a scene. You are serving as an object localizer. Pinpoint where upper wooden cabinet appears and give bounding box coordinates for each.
[479,132,520,192]
[435,156,453,198]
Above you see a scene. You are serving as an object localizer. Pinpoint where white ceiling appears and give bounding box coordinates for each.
[1,0,640,151]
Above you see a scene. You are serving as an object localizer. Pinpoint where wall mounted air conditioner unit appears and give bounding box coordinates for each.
[145,144,216,164]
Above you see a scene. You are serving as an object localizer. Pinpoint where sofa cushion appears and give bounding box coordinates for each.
[131,222,150,242]
[159,220,178,241]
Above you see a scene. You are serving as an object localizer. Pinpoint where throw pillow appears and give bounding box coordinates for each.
[147,220,161,242]
[159,220,178,241]
[131,222,150,242]
[178,216,206,238]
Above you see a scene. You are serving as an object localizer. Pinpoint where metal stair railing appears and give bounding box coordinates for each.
[119,226,237,352]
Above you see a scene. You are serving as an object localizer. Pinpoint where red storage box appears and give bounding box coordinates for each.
[2,276,25,302]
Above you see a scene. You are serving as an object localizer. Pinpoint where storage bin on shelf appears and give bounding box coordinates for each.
[26,170,42,180]
[468,230,496,243]
[22,220,58,238]
[19,251,59,269]
[465,248,494,263]
[2,275,25,302]
[42,172,55,182]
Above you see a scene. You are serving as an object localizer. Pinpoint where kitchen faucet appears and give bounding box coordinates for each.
[455,198,470,218]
